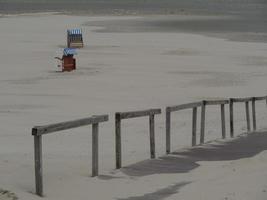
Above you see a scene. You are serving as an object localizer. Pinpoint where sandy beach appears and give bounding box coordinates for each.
[0,12,267,200]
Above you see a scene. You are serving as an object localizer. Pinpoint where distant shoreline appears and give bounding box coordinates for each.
[0,11,266,43]
[0,0,266,43]
[0,0,265,16]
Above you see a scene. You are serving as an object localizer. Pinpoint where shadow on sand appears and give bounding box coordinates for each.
[121,131,267,177]
[117,182,190,200]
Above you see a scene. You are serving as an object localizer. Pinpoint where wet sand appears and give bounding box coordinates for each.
[2,0,267,42]
[86,14,267,43]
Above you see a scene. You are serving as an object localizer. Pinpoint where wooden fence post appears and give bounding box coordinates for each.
[229,98,234,137]
[166,108,171,154]
[220,104,226,139]
[33,134,43,197]
[200,101,206,144]
[149,114,156,159]
[252,97,256,131]
[115,113,122,169]
[245,101,251,132]
[192,107,197,146]
[92,123,99,177]
[32,115,108,197]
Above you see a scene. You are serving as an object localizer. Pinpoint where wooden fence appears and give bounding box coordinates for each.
[115,108,161,169]
[166,96,267,154]
[230,96,267,137]
[32,115,108,196]
[32,95,267,197]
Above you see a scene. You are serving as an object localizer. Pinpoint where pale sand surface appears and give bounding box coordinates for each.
[0,14,267,199]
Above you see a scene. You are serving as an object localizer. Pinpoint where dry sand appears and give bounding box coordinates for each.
[0,14,267,200]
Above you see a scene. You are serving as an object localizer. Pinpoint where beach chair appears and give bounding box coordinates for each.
[67,28,84,48]
[55,48,77,72]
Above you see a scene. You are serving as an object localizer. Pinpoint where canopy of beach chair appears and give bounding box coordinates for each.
[63,48,77,56]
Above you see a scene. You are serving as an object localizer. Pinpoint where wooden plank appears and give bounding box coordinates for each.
[232,97,252,103]
[115,113,122,169]
[149,114,156,159]
[200,101,206,144]
[252,98,256,131]
[168,101,202,112]
[119,109,161,119]
[92,123,99,177]
[205,99,229,105]
[220,104,226,139]
[34,134,43,197]
[245,101,251,132]
[254,96,267,101]
[32,115,109,136]
[192,107,197,146]
[166,108,171,154]
[229,98,234,137]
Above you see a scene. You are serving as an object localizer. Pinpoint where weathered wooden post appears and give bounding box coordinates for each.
[149,114,156,158]
[32,129,43,197]
[252,97,256,131]
[229,98,234,137]
[32,115,108,197]
[115,109,161,168]
[200,100,206,144]
[245,101,251,132]
[220,104,226,139]
[92,123,99,177]
[166,107,171,154]
[192,107,197,146]
[115,113,122,169]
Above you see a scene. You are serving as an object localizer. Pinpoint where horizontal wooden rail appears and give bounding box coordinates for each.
[119,109,161,119]
[167,101,202,112]
[231,96,267,103]
[32,115,109,197]
[254,96,267,101]
[232,97,252,103]
[32,115,108,136]
[205,99,229,105]
[115,108,161,169]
